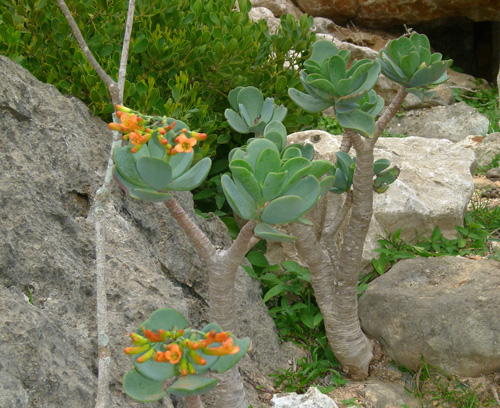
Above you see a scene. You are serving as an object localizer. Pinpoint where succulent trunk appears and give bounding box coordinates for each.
[165,199,255,408]
[184,395,204,408]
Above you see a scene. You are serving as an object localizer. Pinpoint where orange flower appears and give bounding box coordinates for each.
[172,134,197,154]
[142,326,168,343]
[136,347,155,363]
[129,332,148,346]
[124,345,150,355]
[203,337,239,356]
[189,350,206,366]
[200,330,217,348]
[120,113,144,132]
[179,358,188,376]
[214,331,231,343]
[153,351,169,363]
[164,343,182,364]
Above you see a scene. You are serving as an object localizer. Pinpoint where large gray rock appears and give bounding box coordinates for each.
[359,257,500,377]
[386,102,490,141]
[266,132,475,269]
[0,55,287,407]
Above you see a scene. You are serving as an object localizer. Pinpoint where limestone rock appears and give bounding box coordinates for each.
[250,0,303,18]
[249,6,281,33]
[271,387,339,407]
[386,102,490,142]
[294,0,500,28]
[474,132,500,168]
[0,55,288,407]
[266,132,475,269]
[359,257,500,377]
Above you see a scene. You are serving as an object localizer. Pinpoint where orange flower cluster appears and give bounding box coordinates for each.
[124,327,240,376]
[108,105,207,155]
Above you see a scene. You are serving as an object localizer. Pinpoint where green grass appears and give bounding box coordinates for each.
[243,252,347,393]
[398,359,500,407]
[453,86,500,134]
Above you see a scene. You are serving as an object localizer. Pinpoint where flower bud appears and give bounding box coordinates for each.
[136,347,155,363]
[124,345,150,355]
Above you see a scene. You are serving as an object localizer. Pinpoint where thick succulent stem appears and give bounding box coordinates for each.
[164,198,217,261]
[329,130,374,379]
[208,220,258,331]
[165,202,254,408]
[212,366,247,408]
[184,395,204,408]
[374,88,408,141]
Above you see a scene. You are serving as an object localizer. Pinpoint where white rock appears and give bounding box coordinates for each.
[272,387,339,407]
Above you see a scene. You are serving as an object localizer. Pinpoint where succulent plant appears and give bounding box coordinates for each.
[328,154,399,194]
[377,33,452,99]
[122,308,250,402]
[373,159,400,193]
[225,86,288,137]
[113,115,212,202]
[288,40,384,138]
[222,138,335,241]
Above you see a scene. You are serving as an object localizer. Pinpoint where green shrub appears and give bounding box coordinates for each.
[0,0,317,160]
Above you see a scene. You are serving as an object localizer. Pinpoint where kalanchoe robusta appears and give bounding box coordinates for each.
[288,40,384,138]
[377,33,452,99]
[123,308,250,402]
[224,86,287,137]
[110,105,212,202]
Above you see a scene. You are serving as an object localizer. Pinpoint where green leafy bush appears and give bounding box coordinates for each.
[0,0,316,161]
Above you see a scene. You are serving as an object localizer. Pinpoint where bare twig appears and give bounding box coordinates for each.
[55,0,120,105]
[56,1,136,406]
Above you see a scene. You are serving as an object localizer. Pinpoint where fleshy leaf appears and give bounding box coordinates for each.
[166,157,211,191]
[136,156,173,191]
[123,370,167,402]
[230,164,262,203]
[114,146,149,188]
[170,151,194,180]
[133,189,173,202]
[166,375,219,397]
[261,195,303,224]
[221,174,258,220]
[262,171,288,202]
[253,222,298,242]
[288,88,332,113]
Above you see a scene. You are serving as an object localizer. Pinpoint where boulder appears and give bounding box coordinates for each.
[0,55,288,407]
[385,102,490,141]
[271,387,339,407]
[294,0,500,28]
[250,0,303,18]
[473,132,500,168]
[266,132,475,269]
[249,6,281,33]
[359,257,500,377]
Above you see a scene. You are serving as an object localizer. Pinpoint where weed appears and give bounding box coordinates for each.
[453,86,500,133]
[476,152,500,175]
[318,115,344,135]
[399,359,500,407]
[244,253,346,393]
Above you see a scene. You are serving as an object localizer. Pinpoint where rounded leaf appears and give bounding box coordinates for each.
[114,146,149,188]
[166,375,219,397]
[136,156,173,191]
[221,174,258,220]
[166,157,211,191]
[253,222,298,242]
[261,195,303,225]
[123,370,167,402]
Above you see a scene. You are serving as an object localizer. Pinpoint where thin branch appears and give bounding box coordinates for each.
[339,131,352,153]
[323,190,352,242]
[164,198,217,261]
[373,88,408,142]
[225,220,258,263]
[118,0,136,101]
[56,1,137,406]
[55,0,120,105]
